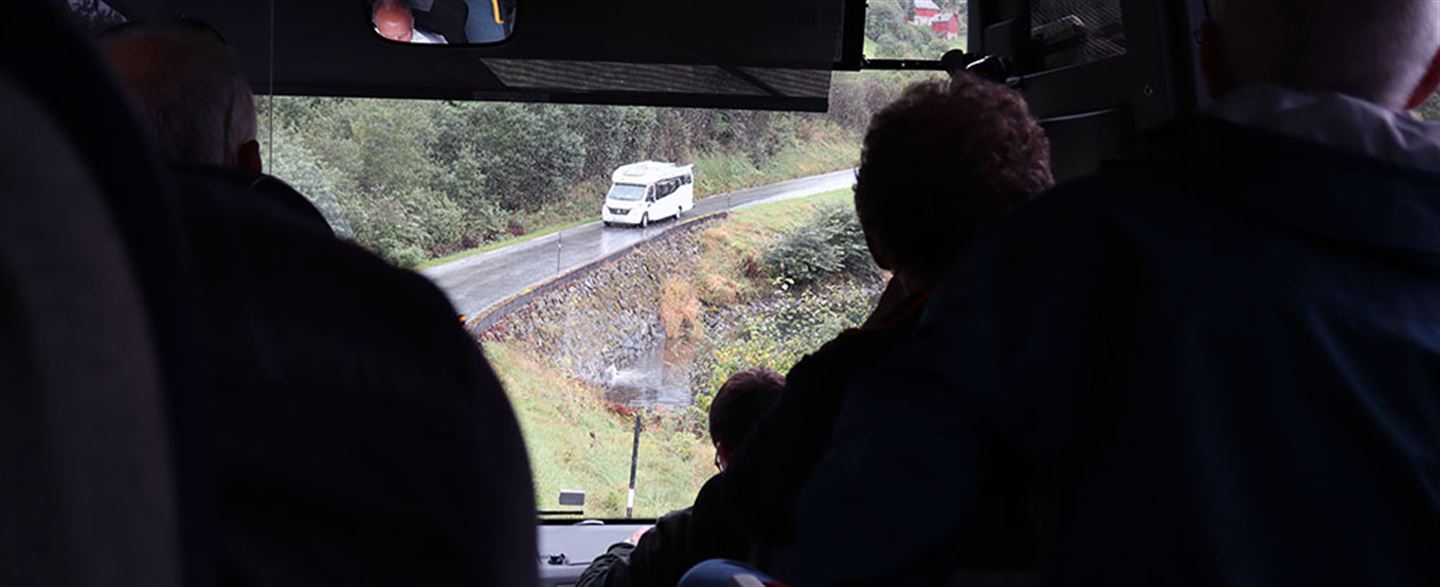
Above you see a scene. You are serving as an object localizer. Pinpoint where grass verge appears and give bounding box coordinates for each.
[693,188,852,305]
[486,341,714,518]
[693,137,858,199]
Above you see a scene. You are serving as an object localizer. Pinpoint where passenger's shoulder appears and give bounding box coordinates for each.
[172,171,476,368]
[985,153,1185,262]
[930,164,1164,322]
[1032,155,1176,211]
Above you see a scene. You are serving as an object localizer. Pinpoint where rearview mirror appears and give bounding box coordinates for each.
[370,0,514,45]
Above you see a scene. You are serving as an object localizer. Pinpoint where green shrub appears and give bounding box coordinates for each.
[698,284,877,416]
[762,202,876,288]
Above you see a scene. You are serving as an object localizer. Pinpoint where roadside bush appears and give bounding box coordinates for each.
[762,202,875,288]
[698,284,877,417]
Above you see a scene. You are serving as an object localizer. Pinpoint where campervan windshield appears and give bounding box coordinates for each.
[608,183,648,201]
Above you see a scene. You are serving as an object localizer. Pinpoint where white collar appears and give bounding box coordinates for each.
[1209,84,1440,174]
[411,28,447,44]
[371,27,448,45]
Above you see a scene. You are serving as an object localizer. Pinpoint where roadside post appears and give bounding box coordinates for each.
[627,412,641,518]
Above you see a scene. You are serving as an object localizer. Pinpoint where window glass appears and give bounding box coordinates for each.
[610,184,648,202]
[1031,0,1127,70]
[252,70,936,519]
[863,0,968,60]
[62,0,929,524]
[1417,92,1440,121]
[66,0,126,34]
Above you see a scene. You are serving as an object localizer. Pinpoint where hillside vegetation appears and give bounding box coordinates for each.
[487,341,713,518]
[486,189,884,516]
[255,77,925,268]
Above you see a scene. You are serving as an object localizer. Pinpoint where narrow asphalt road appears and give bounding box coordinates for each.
[422,170,856,317]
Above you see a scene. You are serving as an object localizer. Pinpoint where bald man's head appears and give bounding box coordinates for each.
[100,21,259,169]
[373,0,417,42]
[1206,0,1440,110]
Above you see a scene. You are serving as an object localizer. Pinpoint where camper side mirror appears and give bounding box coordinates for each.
[558,489,586,507]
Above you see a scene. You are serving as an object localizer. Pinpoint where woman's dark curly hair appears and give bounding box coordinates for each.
[854,75,1053,279]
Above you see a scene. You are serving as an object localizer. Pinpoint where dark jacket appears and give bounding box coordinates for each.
[576,508,694,587]
[170,168,538,586]
[690,289,933,580]
[411,0,470,43]
[798,116,1440,585]
[173,164,333,236]
[579,472,752,587]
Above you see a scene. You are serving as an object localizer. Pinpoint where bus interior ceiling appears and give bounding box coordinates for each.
[95,0,1220,181]
[101,0,850,111]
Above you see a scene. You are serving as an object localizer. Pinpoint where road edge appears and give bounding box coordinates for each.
[426,168,855,277]
[466,212,727,336]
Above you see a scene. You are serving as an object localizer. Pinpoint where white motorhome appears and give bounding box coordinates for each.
[601,161,694,228]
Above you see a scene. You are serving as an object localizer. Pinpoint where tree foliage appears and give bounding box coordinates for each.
[763,202,877,290]
[864,0,968,59]
[258,76,916,267]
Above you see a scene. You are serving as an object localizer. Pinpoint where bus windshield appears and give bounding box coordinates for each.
[608,183,649,201]
[250,72,935,521]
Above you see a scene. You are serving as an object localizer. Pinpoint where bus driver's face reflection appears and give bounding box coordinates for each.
[374,4,415,42]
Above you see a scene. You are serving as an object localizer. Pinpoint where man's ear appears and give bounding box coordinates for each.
[715,443,733,469]
[1199,20,1235,99]
[237,139,263,173]
[865,231,895,272]
[1405,48,1440,111]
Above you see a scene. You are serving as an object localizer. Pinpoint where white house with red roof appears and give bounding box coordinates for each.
[911,0,961,38]
[911,0,941,24]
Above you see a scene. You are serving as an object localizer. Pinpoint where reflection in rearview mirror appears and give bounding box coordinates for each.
[370,0,514,45]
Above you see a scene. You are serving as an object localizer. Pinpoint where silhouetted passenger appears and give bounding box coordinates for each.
[685,75,1054,585]
[98,19,334,234]
[89,18,538,587]
[826,0,1440,583]
[100,19,259,169]
[578,368,785,587]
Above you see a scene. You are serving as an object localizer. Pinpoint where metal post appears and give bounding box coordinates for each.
[555,231,563,274]
[626,412,641,519]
